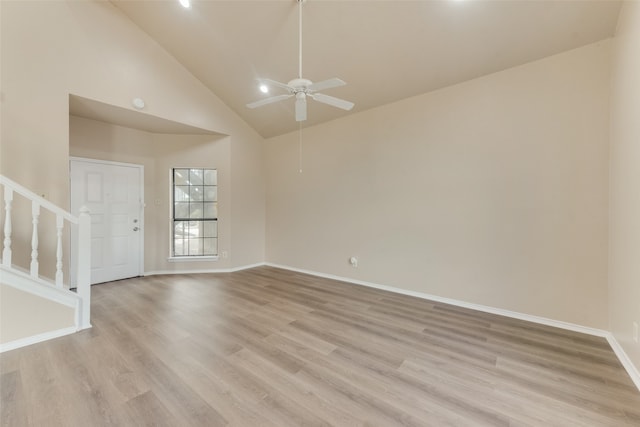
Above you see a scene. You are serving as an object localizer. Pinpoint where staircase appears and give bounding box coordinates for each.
[0,175,91,352]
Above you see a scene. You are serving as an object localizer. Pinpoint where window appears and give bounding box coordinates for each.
[172,168,218,258]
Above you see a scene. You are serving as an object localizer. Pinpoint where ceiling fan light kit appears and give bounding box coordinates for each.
[246,0,354,122]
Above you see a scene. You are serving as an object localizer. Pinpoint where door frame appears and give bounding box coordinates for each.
[69,157,145,284]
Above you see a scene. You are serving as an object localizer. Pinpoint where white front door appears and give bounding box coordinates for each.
[70,158,144,285]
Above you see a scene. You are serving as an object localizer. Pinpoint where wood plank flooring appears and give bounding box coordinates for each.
[2,266,639,426]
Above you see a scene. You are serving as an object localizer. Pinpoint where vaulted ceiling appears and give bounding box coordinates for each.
[110,0,621,139]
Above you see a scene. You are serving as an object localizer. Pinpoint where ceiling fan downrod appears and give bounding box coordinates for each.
[298,0,303,80]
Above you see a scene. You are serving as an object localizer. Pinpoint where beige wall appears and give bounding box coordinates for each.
[0,1,265,272]
[0,284,75,344]
[265,41,611,328]
[609,1,640,369]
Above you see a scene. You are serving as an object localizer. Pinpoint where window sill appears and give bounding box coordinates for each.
[168,256,219,263]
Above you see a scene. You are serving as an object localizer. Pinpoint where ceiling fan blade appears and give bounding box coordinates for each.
[310,93,354,111]
[246,94,292,109]
[307,78,346,92]
[295,95,307,122]
[261,78,294,92]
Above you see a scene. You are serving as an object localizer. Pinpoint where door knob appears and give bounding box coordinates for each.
[133,227,139,231]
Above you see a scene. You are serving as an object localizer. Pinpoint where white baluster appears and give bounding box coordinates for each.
[30,201,40,278]
[55,214,64,287]
[3,187,13,266]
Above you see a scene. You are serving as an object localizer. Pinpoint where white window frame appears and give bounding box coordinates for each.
[168,168,219,262]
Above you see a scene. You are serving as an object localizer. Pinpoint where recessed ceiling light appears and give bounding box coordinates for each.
[259,84,269,94]
[179,0,191,9]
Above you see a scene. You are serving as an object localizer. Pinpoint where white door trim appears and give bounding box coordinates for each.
[69,157,145,282]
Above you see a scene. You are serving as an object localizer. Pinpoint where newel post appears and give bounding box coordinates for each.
[76,206,92,329]
[30,201,40,278]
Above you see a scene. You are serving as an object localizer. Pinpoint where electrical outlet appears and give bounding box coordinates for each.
[222,251,228,259]
[633,322,639,343]
[349,256,358,268]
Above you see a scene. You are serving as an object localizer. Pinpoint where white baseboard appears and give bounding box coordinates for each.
[265,262,607,336]
[605,334,640,392]
[265,262,640,391]
[144,262,266,277]
[0,326,78,353]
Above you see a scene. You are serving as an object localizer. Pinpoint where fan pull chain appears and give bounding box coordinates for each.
[298,122,303,174]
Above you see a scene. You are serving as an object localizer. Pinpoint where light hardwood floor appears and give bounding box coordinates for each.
[2,266,639,426]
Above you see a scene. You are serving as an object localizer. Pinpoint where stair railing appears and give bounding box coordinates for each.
[0,175,91,329]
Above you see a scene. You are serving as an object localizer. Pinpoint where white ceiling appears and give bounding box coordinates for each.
[110,0,621,139]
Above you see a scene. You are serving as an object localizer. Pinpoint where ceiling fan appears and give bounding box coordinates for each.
[246,0,354,122]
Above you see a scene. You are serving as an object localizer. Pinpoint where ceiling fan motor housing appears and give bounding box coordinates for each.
[288,78,312,93]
